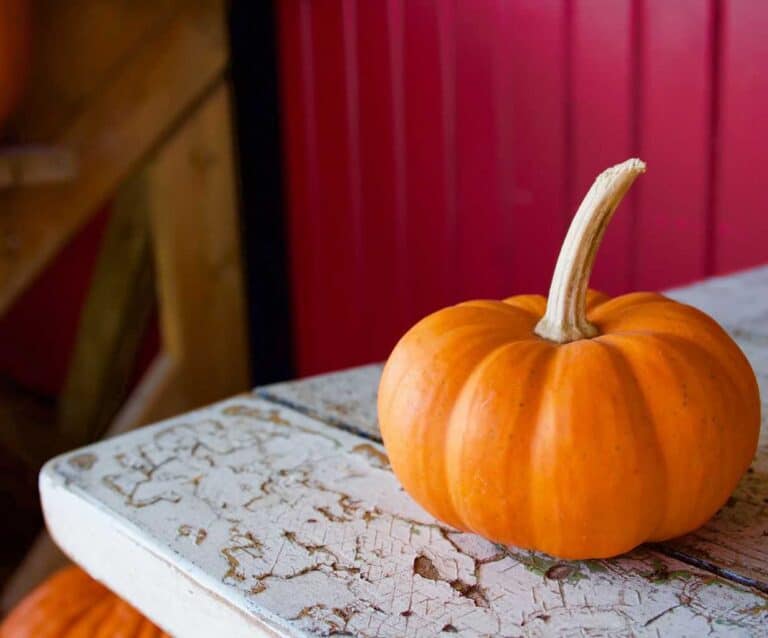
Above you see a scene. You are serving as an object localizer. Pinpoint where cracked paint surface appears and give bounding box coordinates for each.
[264,268,768,592]
[45,268,768,636]
[53,396,768,637]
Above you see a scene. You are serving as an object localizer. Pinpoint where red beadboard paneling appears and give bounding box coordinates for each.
[634,0,714,290]
[356,0,406,361]
[403,0,455,319]
[454,0,505,301]
[714,1,768,272]
[497,0,568,295]
[570,0,635,294]
[279,0,768,377]
[308,2,366,374]
[280,0,369,375]
[279,0,317,374]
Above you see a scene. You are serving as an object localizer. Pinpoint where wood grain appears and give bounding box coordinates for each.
[146,84,251,408]
[58,172,155,444]
[11,0,185,141]
[266,268,768,594]
[0,146,77,189]
[42,393,768,636]
[0,0,227,315]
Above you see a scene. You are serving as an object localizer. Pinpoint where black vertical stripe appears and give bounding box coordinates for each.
[229,0,295,383]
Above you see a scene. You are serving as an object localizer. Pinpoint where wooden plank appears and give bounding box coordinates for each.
[259,364,384,443]
[41,395,768,637]
[146,84,250,408]
[713,2,768,273]
[0,146,77,189]
[263,268,768,593]
[570,0,635,294]
[3,177,156,611]
[262,344,768,593]
[634,0,713,289]
[58,172,155,444]
[0,0,228,315]
[4,76,247,612]
[11,0,185,141]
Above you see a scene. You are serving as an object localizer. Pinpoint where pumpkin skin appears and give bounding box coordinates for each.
[0,566,169,638]
[378,160,760,559]
[0,0,30,128]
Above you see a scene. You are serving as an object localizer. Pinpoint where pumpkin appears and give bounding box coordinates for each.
[378,159,760,559]
[0,0,31,128]
[0,566,169,637]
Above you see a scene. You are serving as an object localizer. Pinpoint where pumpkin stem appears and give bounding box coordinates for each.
[534,158,646,343]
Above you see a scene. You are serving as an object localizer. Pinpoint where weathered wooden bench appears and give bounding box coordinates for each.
[40,267,768,636]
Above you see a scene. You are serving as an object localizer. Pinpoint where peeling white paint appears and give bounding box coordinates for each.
[42,268,768,636]
[44,395,767,636]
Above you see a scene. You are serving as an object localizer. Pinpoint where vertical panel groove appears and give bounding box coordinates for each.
[563,0,574,229]
[571,0,634,293]
[712,1,768,272]
[705,0,722,277]
[437,1,458,302]
[341,0,366,355]
[298,0,320,370]
[455,0,508,299]
[629,0,644,289]
[497,1,569,294]
[635,0,712,290]
[387,0,410,326]
[281,0,767,375]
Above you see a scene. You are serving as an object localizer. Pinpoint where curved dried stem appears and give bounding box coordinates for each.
[534,158,646,344]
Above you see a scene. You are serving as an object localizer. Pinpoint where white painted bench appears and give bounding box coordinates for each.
[41,267,768,637]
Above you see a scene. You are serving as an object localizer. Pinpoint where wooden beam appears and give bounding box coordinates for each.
[147,83,251,406]
[11,0,186,141]
[0,147,77,189]
[0,0,227,315]
[3,84,252,608]
[58,174,155,444]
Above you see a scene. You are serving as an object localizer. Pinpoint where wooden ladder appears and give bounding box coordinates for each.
[0,0,250,609]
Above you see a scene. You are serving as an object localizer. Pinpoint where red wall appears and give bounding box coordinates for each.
[279,0,768,376]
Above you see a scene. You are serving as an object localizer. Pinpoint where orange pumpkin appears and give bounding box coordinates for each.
[0,0,31,128]
[0,566,169,637]
[378,159,760,559]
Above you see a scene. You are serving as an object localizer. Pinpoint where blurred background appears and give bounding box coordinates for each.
[0,0,766,618]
